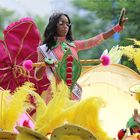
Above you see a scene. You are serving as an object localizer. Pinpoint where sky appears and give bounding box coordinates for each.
[0,0,74,17]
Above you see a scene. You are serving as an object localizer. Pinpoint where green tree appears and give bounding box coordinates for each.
[72,0,140,73]
[34,15,47,41]
[0,7,47,42]
[70,5,118,60]
[73,0,140,40]
[71,12,117,59]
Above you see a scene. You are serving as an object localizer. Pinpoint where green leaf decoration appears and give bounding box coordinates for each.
[55,49,82,90]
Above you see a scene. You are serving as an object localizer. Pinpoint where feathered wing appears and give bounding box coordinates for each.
[0,18,49,94]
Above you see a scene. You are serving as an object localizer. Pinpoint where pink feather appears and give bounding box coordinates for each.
[100,55,111,66]
[23,60,33,71]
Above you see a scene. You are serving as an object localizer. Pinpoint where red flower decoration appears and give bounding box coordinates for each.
[66,62,72,67]
[66,67,72,73]
[66,55,74,62]
[66,73,72,78]
[66,79,72,86]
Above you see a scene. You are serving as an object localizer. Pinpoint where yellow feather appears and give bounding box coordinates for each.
[60,97,111,140]
[33,79,111,139]
[133,50,140,71]
[120,46,135,60]
[35,80,72,134]
[30,90,48,123]
[121,47,140,71]
[110,44,140,72]
[0,82,35,131]
[127,38,140,46]
[0,90,10,129]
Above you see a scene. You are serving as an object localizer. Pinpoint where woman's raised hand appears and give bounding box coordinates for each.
[118,8,128,27]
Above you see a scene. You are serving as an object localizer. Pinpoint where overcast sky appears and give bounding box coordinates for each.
[0,0,74,17]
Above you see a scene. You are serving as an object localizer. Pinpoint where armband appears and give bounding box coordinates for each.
[113,24,123,32]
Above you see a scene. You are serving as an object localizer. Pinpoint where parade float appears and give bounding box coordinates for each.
[0,17,140,140]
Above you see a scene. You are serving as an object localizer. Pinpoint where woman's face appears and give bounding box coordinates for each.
[56,15,70,37]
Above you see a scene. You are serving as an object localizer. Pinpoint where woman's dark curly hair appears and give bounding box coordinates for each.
[43,12,74,51]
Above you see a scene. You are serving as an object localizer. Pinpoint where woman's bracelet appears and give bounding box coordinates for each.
[113,24,123,32]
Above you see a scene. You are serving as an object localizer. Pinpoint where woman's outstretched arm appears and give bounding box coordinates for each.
[75,8,128,51]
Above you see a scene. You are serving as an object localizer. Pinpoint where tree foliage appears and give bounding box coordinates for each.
[0,7,18,39]
[70,2,118,59]
[34,15,47,41]
[71,13,117,59]
[71,0,140,73]
[72,0,140,40]
[0,7,47,41]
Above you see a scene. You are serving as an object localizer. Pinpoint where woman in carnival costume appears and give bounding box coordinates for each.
[35,10,128,102]
[1,8,134,140]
